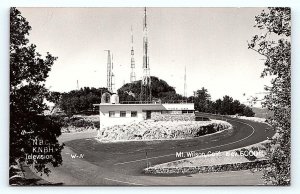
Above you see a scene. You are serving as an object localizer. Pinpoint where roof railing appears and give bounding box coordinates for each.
[120,100,190,104]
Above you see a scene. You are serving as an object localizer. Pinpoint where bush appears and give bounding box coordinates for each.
[51,115,98,133]
[195,125,215,136]
[243,106,255,117]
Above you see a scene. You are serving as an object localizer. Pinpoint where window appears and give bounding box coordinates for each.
[131,111,137,117]
[109,111,115,117]
[188,110,194,113]
[169,110,181,115]
[120,111,126,117]
[182,110,188,114]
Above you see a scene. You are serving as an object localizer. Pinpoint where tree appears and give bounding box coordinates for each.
[194,87,211,112]
[213,99,222,114]
[209,96,253,116]
[117,76,178,102]
[220,95,233,115]
[10,8,64,184]
[59,87,108,116]
[118,78,253,116]
[242,106,255,117]
[46,91,61,104]
[232,100,243,115]
[248,7,291,185]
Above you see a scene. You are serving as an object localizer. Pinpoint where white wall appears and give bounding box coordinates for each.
[99,105,145,128]
[98,103,195,128]
[99,110,143,128]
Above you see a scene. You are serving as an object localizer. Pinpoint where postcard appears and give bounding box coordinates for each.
[9,7,291,186]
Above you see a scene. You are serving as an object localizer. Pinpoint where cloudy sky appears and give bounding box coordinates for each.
[18,7,270,105]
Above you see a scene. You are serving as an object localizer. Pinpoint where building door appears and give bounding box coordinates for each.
[146,111,151,119]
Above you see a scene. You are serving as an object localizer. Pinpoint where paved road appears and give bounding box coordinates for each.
[40,113,274,185]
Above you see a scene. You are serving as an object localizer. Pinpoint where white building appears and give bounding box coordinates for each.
[94,93,195,129]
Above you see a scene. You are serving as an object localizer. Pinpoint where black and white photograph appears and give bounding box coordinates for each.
[9,7,291,186]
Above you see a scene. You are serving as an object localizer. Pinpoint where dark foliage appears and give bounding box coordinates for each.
[192,88,254,116]
[10,7,64,181]
[58,87,108,116]
[46,91,61,104]
[118,76,182,102]
[248,7,291,185]
[51,116,99,129]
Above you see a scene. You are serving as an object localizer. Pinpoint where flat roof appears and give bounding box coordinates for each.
[93,103,194,106]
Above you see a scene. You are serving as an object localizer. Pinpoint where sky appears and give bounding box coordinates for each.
[18,7,271,106]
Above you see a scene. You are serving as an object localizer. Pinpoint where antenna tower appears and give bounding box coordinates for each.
[184,66,187,97]
[77,80,79,90]
[111,53,115,92]
[140,7,152,102]
[105,50,113,93]
[130,26,136,83]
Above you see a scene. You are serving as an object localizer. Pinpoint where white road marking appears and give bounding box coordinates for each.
[114,118,255,165]
[103,177,143,186]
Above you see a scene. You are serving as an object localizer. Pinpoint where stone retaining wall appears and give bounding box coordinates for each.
[151,112,195,121]
[144,159,268,175]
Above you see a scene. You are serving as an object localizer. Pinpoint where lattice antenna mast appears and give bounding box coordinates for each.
[111,53,115,93]
[184,66,187,98]
[105,50,112,93]
[130,26,136,83]
[76,80,79,90]
[140,7,151,101]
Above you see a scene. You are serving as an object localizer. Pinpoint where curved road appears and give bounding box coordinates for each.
[40,113,274,185]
